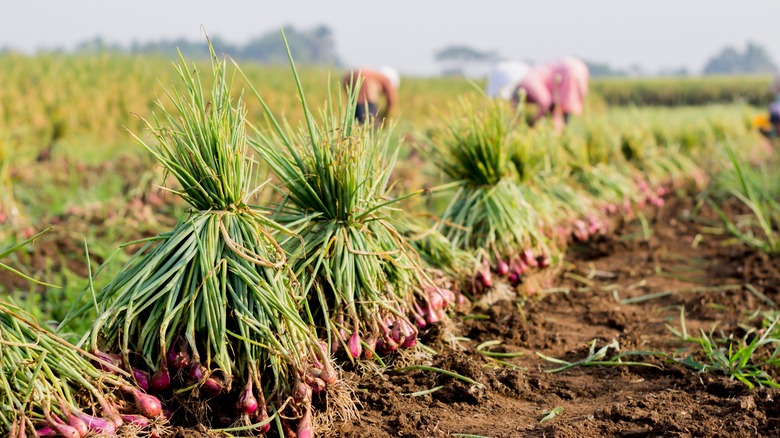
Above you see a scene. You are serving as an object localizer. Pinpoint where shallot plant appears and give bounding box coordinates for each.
[243,35,453,384]
[0,234,162,438]
[62,46,329,434]
[426,97,553,288]
[709,145,780,254]
[0,300,167,437]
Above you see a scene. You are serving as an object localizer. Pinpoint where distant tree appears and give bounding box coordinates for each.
[584,61,627,77]
[703,42,777,75]
[658,66,690,77]
[743,43,778,73]
[434,45,500,77]
[75,36,123,54]
[74,25,341,67]
[130,36,239,59]
[627,63,646,77]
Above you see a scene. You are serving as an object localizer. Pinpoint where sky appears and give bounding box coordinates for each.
[1,1,779,76]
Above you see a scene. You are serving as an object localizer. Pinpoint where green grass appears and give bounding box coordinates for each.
[667,307,780,389]
[591,74,775,106]
[709,145,780,254]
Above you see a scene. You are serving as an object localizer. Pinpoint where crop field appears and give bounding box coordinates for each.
[1,51,780,438]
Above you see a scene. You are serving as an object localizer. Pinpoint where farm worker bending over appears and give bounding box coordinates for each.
[756,75,780,139]
[514,57,589,132]
[342,66,400,126]
[485,61,530,101]
[766,75,780,138]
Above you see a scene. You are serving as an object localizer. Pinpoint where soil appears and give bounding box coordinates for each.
[327,195,780,438]
[5,192,780,437]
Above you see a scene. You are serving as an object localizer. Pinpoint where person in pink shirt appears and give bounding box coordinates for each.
[511,57,589,131]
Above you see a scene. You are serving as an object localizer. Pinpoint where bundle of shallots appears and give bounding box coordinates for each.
[62,48,331,435]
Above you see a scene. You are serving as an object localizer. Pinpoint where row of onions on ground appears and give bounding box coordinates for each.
[0,233,166,437]
[1,46,751,437]
[0,301,166,438]
[419,95,710,292]
[55,47,452,437]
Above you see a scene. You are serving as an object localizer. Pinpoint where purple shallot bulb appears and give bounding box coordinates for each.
[36,427,57,437]
[167,337,192,371]
[320,361,338,385]
[414,315,427,329]
[521,248,538,268]
[390,322,402,344]
[377,336,398,355]
[132,368,151,392]
[537,250,551,268]
[440,289,455,306]
[296,403,313,438]
[254,404,271,434]
[237,380,259,415]
[166,344,179,370]
[306,375,327,394]
[46,413,80,438]
[475,270,492,288]
[189,363,205,381]
[123,386,163,418]
[427,289,443,310]
[496,260,510,276]
[347,332,362,359]
[120,414,152,427]
[65,412,88,438]
[293,378,312,403]
[425,305,440,324]
[412,302,428,329]
[363,336,378,359]
[93,351,123,372]
[150,367,170,392]
[215,413,234,426]
[75,412,116,435]
[201,376,224,397]
[330,332,342,355]
[400,330,417,349]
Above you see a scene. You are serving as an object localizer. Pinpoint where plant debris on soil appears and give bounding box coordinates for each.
[6,188,780,438]
[319,195,780,438]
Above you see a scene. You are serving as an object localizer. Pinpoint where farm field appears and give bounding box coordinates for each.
[334,196,780,437]
[1,53,780,438]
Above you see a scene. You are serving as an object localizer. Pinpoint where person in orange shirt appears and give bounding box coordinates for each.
[756,75,780,139]
[342,66,400,126]
[767,75,780,138]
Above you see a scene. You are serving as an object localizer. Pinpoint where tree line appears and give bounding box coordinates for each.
[6,27,776,78]
[434,42,778,77]
[74,25,341,66]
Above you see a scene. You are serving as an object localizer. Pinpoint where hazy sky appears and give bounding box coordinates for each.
[2,1,779,76]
